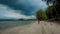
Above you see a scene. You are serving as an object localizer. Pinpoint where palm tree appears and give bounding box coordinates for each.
[36,10,43,24]
[43,0,60,19]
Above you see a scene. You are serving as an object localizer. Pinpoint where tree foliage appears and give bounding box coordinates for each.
[43,0,60,18]
[36,0,60,21]
[36,10,48,20]
[36,10,42,20]
[42,0,60,21]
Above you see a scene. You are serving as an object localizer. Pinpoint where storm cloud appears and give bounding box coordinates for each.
[0,4,36,19]
[0,0,47,16]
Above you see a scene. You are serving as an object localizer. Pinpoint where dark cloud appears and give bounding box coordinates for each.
[0,0,47,16]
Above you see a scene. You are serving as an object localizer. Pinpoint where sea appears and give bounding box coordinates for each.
[0,21,36,30]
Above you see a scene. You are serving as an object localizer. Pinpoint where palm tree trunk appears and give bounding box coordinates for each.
[38,20,40,24]
[54,7,59,19]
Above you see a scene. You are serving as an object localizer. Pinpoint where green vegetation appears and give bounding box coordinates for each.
[36,0,60,21]
[36,10,48,21]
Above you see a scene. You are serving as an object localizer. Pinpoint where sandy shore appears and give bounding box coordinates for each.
[1,21,60,34]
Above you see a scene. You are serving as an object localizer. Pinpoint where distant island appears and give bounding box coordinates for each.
[0,19,37,21]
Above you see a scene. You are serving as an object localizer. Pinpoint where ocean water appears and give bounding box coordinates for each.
[0,21,36,30]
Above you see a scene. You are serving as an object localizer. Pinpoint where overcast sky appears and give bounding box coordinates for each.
[0,0,48,19]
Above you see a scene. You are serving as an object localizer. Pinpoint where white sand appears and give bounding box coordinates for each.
[1,21,60,34]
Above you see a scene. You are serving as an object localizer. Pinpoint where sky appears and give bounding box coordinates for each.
[0,0,48,19]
